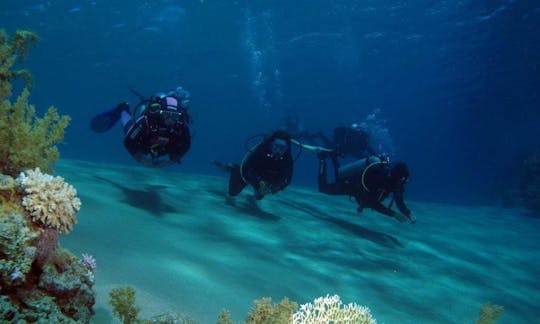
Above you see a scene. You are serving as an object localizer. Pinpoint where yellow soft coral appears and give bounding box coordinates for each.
[246,297,298,324]
[0,88,70,176]
[17,168,81,234]
[0,29,38,100]
[1,29,70,176]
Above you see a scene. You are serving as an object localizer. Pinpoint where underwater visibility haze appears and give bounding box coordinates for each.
[0,0,539,323]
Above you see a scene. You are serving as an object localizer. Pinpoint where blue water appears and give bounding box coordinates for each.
[2,0,540,322]
[2,0,539,205]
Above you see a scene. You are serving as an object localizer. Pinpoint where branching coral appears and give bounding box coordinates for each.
[217,309,235,324]
[0,29,37,100]
[17,167,81,234]
[0,88,70,176]
[476,302,504,324]
[0,174,20,213]
[0,212,39,286]
[0,29,70,176]
[109,286,140,324]
[246,297,298,324]
[292,294,376,324]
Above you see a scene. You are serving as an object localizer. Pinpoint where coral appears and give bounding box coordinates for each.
[1,29,70,177]
[246,297,298,324]
[0,212,39,286]
[37,248,95,320]
[217,309,235,324]
[0,28,93,323]
[0,173,20,213]
[0,88,70,176]
[0,295,17,320]
[292,294,376,324]
[0,29,38,100]
[17,167,81,234]
[108,287,198,324]
[109,286,140,324]
[79,253,97,284]
[0,212,94,322]
[34,228,58,267]
[80,253,97,272]
[476,302,504,324]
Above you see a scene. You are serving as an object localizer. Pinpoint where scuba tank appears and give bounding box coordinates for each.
[338,156,382,180]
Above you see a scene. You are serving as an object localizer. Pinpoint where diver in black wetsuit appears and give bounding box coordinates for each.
[90,87,192,167]
[215,131,294,200]
[318,123,378,159]
[318,154,414,223]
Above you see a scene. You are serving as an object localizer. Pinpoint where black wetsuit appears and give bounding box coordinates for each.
[228,139,293,199]
[123,97,191,167]
[318,156,411,218]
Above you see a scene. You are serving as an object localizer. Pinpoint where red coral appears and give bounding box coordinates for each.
[35,228,58,267]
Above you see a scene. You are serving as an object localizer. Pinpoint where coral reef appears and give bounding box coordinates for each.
[107,287,381,324]
[0,88,70,176]
[476,302,504,324]
[217,295,374,324]
[17,167,81,234]
[0,29,93,323]
[0,29,37,99]
[109,286,140,324]
[292,294,376,324]
[0,212,39,287]
[217,309,235,324]
[0,209,95,322]
[109,286,196,324]
[1,29,70,177]
[246,297,298,324]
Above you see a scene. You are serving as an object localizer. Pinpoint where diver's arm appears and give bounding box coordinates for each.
[372,202,396,217]
[394,191,412,218]
[241,152,262,187]
[315,131,333,148]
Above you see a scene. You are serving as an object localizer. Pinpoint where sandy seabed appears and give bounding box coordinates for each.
[55,159,540,324]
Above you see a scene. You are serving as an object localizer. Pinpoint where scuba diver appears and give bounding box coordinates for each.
[214,131,294,200]
[90,86,192,167]
[317,153,414,223]
[318,123,378,159]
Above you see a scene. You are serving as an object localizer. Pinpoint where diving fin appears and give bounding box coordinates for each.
[90,103,127,133]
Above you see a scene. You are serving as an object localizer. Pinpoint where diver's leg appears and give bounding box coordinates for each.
[317,157,329,192]
[331,155,340,181]
[121,111,133,135]
[228,164,247,196]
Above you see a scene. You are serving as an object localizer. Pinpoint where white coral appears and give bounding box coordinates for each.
[17,168,81,234]
[292,294,376,324]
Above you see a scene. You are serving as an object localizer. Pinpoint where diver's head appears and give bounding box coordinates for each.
[388,162,410,189]
[146,92,189,128]
[266,131,291,159]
